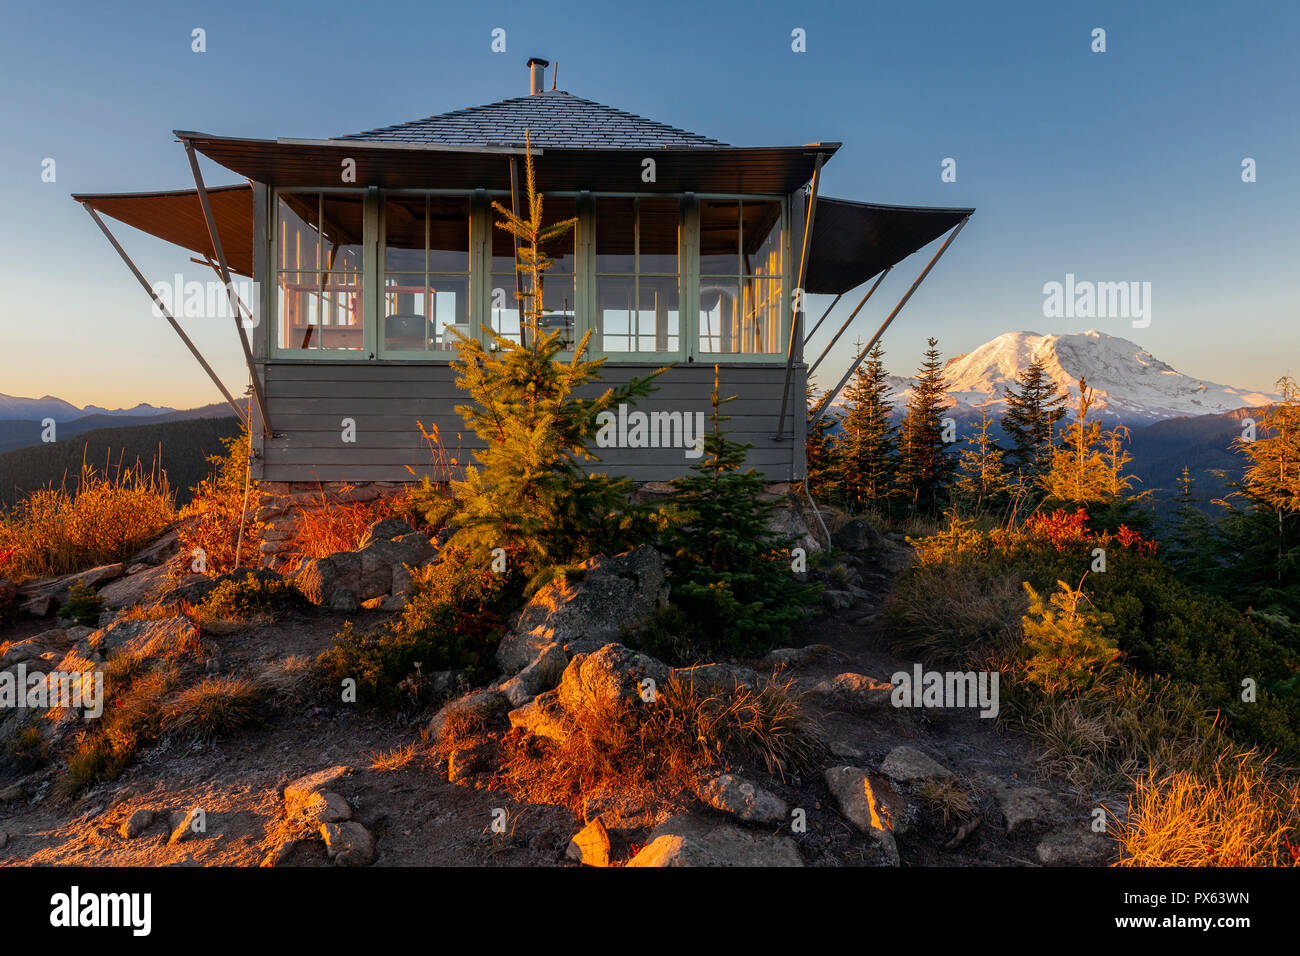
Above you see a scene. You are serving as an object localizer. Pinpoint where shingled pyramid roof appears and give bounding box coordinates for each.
[337,90,729,150]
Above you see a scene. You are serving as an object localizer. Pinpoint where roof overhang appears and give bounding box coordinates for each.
[72,183,255,277]
[804,197,974,295]
[176,130,838,196]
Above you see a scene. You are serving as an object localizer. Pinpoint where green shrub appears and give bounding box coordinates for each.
[317,546,518,706]
[196,570,305,621]
[58,581,103,628]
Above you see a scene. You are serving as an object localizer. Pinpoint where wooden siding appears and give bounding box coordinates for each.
[254,360,807,484]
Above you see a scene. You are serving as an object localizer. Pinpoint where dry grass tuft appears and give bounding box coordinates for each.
[1116,750,1300,867]
[278,485,414,574]
[0,461,174,580]
[162,676,263,738]
[916,777,978,828]
[369,742,426,773]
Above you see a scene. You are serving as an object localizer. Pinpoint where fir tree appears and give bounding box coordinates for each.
[898,337,956,513]
[663,366,820,655]
[1001,357,1066,479]
[1165,466,1222,591]
[953,409,1010,516]
[803,382,840,500]
[1216,378,1300,618]
[446,133,666,589]
[1039,377,1138,514]
[833,343,898,513]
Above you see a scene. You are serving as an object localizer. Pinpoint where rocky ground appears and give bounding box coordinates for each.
[0,514,1119,867]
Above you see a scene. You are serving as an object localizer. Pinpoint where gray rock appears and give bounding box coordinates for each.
[321,821,375,866]
[824,766,904,865]
[167,808,205,845]
[766,504,821,553]
[97,563,172,610]
[358,517,416,549]
[120,809,155,839]
[502,547,668,670]
[295,790,352,824]
[498,642,568,707]
[822,589,854,611]
[1036,826,1114,865]
[808,673,895,711]
[557,643,669,715]
[760,644,844,669]
[695,774,788,825]
[626,813,803,867]
[832,518,884,553]
[880,746,953,784]
[669,662,761,692]
[984,777,1064,834]
[90,616,194,657]
[508,689,570,742]
[283,765,353,817]
[566,817,612,866]
[328,588,359,612]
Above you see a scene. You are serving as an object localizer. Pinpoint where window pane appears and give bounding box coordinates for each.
[743,200,783,280]
[383,274,429,350]
[427,196,470,273]
[637,276,679,352]
[639,197,679,274]
[541,274,574,348]
[277,272,320,350]
[698,279,739,353]
[278,194,320,272]
[542,196,577,275]
[595,197,635,273]
[700,199,739,274]
[384,195,427,273]
[321,194,365,272]
[318,270,364,350]
[489,274,522,344]
[740,277,782,354]
[596,274,636,351]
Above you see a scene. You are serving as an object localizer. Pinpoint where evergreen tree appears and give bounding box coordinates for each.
[803,383,840,500]
[1040,377,1138,515]
[1001,357,1067,479]
[898,337,956,513]
[953,409,1011,516]
[447,133,666,589]
[1165,466,1223,590]
[1217,378,1300,618]
[833,343,898,513]
[663,366,820,655]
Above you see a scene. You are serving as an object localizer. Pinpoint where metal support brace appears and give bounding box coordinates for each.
[807,265,892,378]
[811,215,970,426]
[181,137,273,436]
[773,151,824,440]
[802,292,843,347]
[81,203,249,427]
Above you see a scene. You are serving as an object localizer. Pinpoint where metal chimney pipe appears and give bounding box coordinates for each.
[527,57,549,95]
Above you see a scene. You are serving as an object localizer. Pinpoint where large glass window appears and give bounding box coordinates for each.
[489,195,577,348]
[276,192,366,352]
[594,197,680,353]
[381,195,470,354]
[698,199,784,354]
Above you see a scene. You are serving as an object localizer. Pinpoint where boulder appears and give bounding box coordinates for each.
[283,765,353,818]
[1035,827,1114,865]
[500,546,668,671]
[358,517,416,549]
[760,644,844,669]
[566,818,612,866]
[321,821,376,866]
[497,642,568,707]
[90,616,195,658]
[626,813,803,867]
[694,774,787,825]
[824,766,903,865]
[984,778,1063,834]
[808,673,895,711]
[831,518,884,553]
[120,809,155,839]
[167,808,205,845]
[296,790,352,824]
[669,662,761,693]
[508,690,570,743]
[556,643,669,716]
[766,504,820,553]
[128,528,180,566]
[97,564,172,610]
[880,746,953,785]
[293,531,435,606]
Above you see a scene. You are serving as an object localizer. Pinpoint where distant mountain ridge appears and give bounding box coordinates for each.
[0,393,188,422]
[0,403,236,455]
[856,330,1278,427]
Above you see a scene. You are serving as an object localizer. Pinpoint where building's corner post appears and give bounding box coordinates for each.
[250,181,269,467]
[774,152,823,440]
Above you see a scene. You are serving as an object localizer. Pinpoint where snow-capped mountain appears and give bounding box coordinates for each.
[876,330,1278,426]
[0,394,179,422]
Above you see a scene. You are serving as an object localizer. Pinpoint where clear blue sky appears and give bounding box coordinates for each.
[1,0,1295,408]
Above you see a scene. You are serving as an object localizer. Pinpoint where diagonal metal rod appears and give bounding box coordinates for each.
[807,265,892,378]
[182,136,273,436]
[811,216,970,427]
[773,152,824,440]
[802,292,842,347]
[82,203,249,427]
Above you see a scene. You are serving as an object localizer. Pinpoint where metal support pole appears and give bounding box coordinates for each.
[802,292,843,347]
[811,216,970,426]
[181,137,273,436]
[807,265,892,377]
[773,152,824,440]
[81,203,249,427]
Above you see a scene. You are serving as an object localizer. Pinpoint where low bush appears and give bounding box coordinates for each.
[58,581,104,628]
[317,545,519,707]
[278,485,416,574]
[162,676,263,738]
[192,571,305,623]
[177,428,262,576]
[0,462,174,580]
